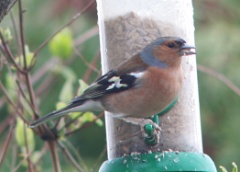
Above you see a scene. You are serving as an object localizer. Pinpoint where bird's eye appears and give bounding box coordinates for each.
[166,42,177,48]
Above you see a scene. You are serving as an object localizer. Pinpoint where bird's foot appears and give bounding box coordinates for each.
[122,117,161,145]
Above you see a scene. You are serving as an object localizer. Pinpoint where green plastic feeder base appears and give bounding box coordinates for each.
[99,152,217,172]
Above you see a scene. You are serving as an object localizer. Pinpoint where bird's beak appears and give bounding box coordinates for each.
[180,43,196,56]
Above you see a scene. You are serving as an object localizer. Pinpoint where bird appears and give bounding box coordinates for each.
[29,36,196,128]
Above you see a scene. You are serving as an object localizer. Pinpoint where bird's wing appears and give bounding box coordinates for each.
[71,55,148,103]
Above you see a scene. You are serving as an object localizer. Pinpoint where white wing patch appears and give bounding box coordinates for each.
[116,82,128,88]
[108,76,120,82]
[106,83,115,90]
[106,76,128,90]
[129,72,145,78]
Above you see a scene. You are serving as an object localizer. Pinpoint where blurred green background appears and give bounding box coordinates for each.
[0,0,239,171]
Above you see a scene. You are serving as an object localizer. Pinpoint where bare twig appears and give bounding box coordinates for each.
[65,113,104,137]
[11,144,18,170]
[23,122,33,172]
[35,74,57,96]
[10,10,21,55]
[83,49,101,82]
[75,48,100,73]
[64,140,88,171]
[35,143,48,166]
[57,141,85,172]
[18,0,27,70]
[33,0,96,59]
[18,0,41,119]
[0,31,25,73]
[31,58,58,84]
[90,146,107,172]
[16,80,37,115]
[0,120,15,166]
[0,22,99,109]
[12,151,32,172]
[57,113,82,132]
[0,116,13,134]
[198,64,240,96]
[48,141,61,172]
[24,73,39,117]
[74,25,99,46]
[0,81,28,123]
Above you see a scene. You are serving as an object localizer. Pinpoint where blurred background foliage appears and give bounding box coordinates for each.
[194,0,240,170]
[0,0,239,171]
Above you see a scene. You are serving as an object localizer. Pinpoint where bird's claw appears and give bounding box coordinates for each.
[122,117,161,145]
[141,119,161,145]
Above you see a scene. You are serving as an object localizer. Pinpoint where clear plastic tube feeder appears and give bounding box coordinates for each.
[96,0,217,171]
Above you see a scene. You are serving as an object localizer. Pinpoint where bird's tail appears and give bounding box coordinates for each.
[29,106,74,128]
[29,99,103,128]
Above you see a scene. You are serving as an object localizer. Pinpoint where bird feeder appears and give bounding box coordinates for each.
[96,0,217,171]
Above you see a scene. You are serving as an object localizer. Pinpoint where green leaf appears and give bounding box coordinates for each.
[57,67,77,103]
[31,151,42,164]
[56,101,67,110]
[5,73,17,101]
[70,112,82,119]
[15,118,35,151]
[79,112,103,127]
[60,67,77,82]
[95,118,103,127]
[59,81,74,102]
[80,112,95,123]
[57,116,66,134]
[78,79,89,95]
[4,28,13,41]
[49,27,73,60]
[219,166,228,172]
[15,45,35,68]
[232,162,238,172]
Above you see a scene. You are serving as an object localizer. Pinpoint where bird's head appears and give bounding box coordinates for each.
[140,37,196,68]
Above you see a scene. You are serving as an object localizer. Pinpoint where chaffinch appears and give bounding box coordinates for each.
[30,36,196,128]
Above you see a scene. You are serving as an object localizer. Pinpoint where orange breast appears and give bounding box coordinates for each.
[102,66,183,118]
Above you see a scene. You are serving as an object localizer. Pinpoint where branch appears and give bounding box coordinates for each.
[0,119,15,166]
[0,81,49,138]
[63,140,88,171]
[74,25,99,46]
[23,122,33,172]
[82,49,101,82]
[48,141,61,172]
[74,48,100,74]
[0,81,29,123]
[57,141,85,172]
[18,0,27,70]
[12,151,32,172]
[32,0,96,59]
[90,146,107,172]
[17,0,38,116]
[34,143,48,166]
[24,73,39,118]
[57,113,82,132]
[0,116,13,134]
[65,113,104,137]
[198,64,240,96]
[10,10,21,55]
[0,31,25,74]
[16,80,38,115]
